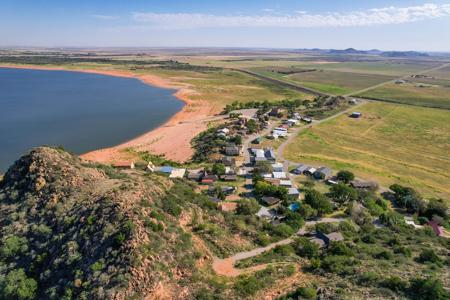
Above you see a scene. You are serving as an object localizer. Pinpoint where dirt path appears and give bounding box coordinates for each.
[212,218,344,277]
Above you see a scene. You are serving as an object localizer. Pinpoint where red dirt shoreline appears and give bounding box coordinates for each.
[0,65,216,163]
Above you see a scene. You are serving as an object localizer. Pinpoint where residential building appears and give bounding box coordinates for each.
[313,167,332,179]
[292,164,309,175]
[261,196,281,206]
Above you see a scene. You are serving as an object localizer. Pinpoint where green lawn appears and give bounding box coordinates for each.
[284,102,450,199]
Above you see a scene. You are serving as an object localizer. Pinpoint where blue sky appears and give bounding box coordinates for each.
[1,0,450,51]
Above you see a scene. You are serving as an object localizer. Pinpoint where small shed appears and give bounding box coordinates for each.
[273,172,287,179]
[113,161,135,169]
[350,112,362,118]
[265,149,276,161]
[292,164,309,175]
[272,163,284,172]
[280,180,293,187]
[304,167,317,176]
[221,174,238,181]
[288,188,300,198]
[350,180,378,189]
[222,156,236,166]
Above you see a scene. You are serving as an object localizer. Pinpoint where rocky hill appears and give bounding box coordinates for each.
[0,147,217,299]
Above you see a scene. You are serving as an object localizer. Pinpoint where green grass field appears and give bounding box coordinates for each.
[284,102,450,199]
[358,81,450,109]
[286,70,396,95]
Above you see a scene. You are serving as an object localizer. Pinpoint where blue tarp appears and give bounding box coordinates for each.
[158,166,173,174]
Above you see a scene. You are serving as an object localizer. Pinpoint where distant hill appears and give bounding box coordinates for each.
[295,48,429,57]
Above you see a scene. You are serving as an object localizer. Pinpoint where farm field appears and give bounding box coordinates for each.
[284,102,450,199]
[358,80,450,109]
[427,65,450,80]
[286,70,396,95]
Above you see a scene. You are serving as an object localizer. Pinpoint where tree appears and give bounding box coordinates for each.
[409,277,448,300]
[237,198,260,215]
[294,237,320,258]
[336,170,354,183]
[246,119,259,133]
[424,199,448,220]
[298,203,317,220]
[329,183,358,204]
[254,160,272,174]
[389,184,425,214]
[379,211,405,227]
[0,269,37,300]
[211,163,226,175]
[304,190,333,216]
[0,236,28,258]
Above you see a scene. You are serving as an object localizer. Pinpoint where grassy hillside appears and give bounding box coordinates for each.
[284,102,450,199]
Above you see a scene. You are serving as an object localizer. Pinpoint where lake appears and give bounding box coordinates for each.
[0,68,184,171]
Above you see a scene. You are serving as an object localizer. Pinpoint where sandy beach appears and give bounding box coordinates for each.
[1,65,218,163]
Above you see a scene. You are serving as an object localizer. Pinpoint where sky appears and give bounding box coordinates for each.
[1,0,450,51]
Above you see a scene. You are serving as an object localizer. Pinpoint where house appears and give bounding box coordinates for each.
[208,186,235,196]
[288,188,300,199]
[350,180,378,189]
[251,148,265,158]
[221,174,238,181]
[302,116,313,123]
[217,128,230,135]
[285,119,298,126]
[315,231,344,247]
[256,207,275,218]
[272,163,284,172]
[269,107,282,117]
[225,145,241,156]
[187,169,204,182]
[304,167,317,176]
[273,172,287,179]
[428,221,444,236]
[237,168,248,176]
[261,196,281,206]
[313,167,332,179]
[280,180,293,187]
[350,112,362,118]
[113,161,135,169]
[265,148,276,161]
[224,166,236,175]
[201,174,218,185]
[222,156,236,167]
[169,168,186,178]
[292,164,309,175]
[273,129,288,137]
[274,127,288,132]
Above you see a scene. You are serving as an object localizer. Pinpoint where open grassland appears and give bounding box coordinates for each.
[427,65,450,80]
[284,102,450,199]
[303,60,441,76]
[358,81,450,109]
[286,70,396,95]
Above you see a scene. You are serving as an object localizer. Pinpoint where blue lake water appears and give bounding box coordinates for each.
[0,68,184,171]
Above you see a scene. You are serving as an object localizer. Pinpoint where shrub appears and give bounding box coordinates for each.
[382,276,407,293]
[358,272,379,286]
[297,286,317,299]
[409,277,448,300]
[234,275,263,296]
[237,198,260,215]
[162,197,181,216]
[328,242,354,256]
[417,249,441,264]
[393,246,412,257]
[271,224,295,238]
[294,237,319,259]
[321,255,354,274]
[374,250,393,260]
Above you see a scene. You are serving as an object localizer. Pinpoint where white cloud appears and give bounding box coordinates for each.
[262,8,275,12]
[132,3,450,29]
[91,14,120,20]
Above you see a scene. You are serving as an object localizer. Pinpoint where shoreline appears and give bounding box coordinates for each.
[0,64,216,163]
